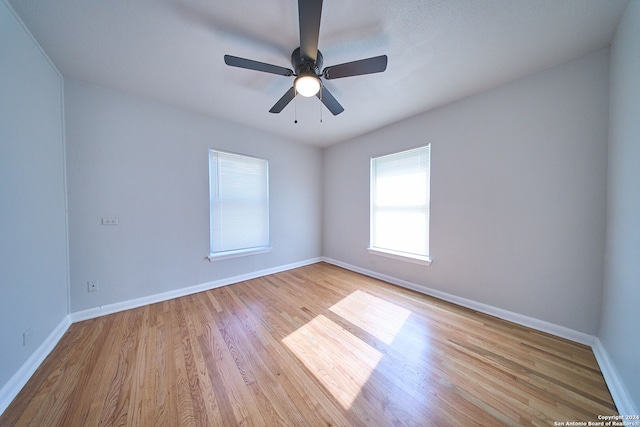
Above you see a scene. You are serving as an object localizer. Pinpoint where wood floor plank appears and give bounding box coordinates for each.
[0,262,617,426]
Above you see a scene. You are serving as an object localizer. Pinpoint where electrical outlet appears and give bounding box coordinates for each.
[23,328,33,346]
[88,280,99,292]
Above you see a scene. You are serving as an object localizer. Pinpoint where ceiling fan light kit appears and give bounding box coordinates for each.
[294,74,321,97]
[223,0,387,116]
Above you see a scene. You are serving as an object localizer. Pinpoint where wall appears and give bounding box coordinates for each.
[324,49,610,335]
[599,0,640,415]
[64,79,322,312]
[0,0,69,403]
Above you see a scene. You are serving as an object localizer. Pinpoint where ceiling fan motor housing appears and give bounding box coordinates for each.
[292,47,323,76]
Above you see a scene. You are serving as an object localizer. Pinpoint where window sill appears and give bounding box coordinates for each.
[207,247,271,262]
[367,247,432,266]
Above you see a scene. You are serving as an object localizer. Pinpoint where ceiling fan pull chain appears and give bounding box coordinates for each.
[319,84,323,123]
[294,87,298,124]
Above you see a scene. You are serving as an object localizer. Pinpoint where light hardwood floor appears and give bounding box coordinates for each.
[1,262,617,426]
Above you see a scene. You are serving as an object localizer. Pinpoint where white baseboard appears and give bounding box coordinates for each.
[71,257,322,322]
[322,257,595,346]
[592,338,638,416]
[0,315,71,415]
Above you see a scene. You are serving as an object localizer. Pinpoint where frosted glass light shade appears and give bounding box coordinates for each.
[295,74,321,97]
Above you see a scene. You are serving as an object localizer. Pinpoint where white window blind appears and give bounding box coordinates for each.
[370,145,431,260]
[209,150,269,258]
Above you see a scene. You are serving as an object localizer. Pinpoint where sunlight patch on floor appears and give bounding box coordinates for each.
[329,289,412,345]
[282,290,412,409]
[283,314,383,408]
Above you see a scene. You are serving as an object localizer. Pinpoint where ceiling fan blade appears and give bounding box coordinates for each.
[269,87,297,113]
[317,86,344,115]
[298,0,323,62]
[323,55,388,80]
[224,55,293,76]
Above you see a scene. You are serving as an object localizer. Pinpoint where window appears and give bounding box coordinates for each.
[369,145,431,265]
[208,150,270,260]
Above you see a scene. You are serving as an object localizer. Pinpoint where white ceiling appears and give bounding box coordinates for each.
[9,0,629,147]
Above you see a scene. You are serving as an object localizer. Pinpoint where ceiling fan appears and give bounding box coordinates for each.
[224,0,387,116]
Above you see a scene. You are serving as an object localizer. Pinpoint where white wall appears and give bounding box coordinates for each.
[599,0,640,415]
[0,0,69,392]
[324,49,610,335]
[64,79,322,312]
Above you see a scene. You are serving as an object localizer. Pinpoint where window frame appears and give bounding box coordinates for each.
[368,145,432,266]
[207,149,271,261]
